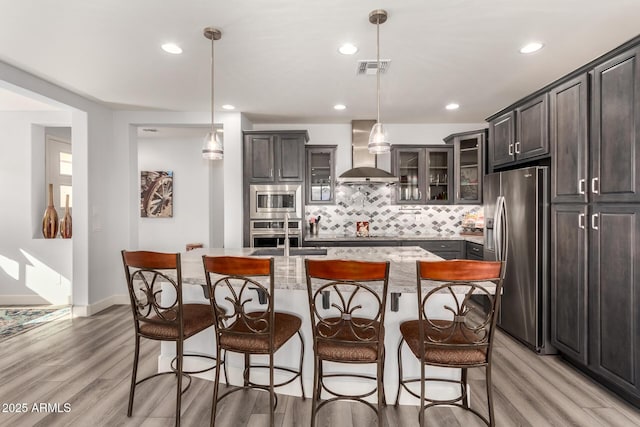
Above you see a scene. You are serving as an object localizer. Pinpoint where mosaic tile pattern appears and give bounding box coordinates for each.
[304,184,482,235]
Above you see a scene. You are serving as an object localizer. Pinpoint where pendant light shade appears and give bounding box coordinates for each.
[368,9,390,154]
[203,27,223,160]
[202,130,223,160]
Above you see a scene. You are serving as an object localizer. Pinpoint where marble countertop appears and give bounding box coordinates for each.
[181,246,494,294]
[304,233,485,245]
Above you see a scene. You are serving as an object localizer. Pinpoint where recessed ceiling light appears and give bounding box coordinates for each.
[161,43,183,54]
[445,103,460,110]
[221,104,235,110]
[334,104,347,110]
[519,42,544,54]
[338,44,358,55]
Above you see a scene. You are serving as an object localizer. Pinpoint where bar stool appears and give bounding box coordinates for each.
[304,259,390,427]
[202,256,305,427]
[396,259,505,427]
[121,250,219,427]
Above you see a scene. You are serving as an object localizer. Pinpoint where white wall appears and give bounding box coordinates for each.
[252,122,486,175]
[138,136,211,252]
[1,61,120,316]
[113,111,246,250]
[0,112,73,305]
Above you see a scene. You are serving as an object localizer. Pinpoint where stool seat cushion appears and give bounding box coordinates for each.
[400,319,487,366]
[219,312,302,353]
[139,303,215,340]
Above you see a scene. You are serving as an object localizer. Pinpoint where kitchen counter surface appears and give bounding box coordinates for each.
[182,245,492,294]
[304,233,485,245]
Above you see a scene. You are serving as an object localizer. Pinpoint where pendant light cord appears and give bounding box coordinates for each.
[210,35,215,134]
[376,16,381,124]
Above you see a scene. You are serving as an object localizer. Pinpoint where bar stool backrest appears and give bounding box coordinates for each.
[202,256,275,342]
[416,259,505,360]
[305,259,390,347]
[121,250,184,336]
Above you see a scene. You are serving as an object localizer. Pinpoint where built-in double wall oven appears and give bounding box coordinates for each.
[249,184,302,247]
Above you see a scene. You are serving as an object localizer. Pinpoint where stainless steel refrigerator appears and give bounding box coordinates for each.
[484,166,555,354]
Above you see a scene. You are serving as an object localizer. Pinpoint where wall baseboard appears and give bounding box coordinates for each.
[72,294,129,317]
[1,294,62,305]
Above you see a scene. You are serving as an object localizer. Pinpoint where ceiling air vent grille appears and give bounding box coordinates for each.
[357,60,390,75]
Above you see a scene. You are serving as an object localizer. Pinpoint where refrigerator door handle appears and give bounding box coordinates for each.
[591,213,599,230]
[493,196,508,262]
[578,213,585,229]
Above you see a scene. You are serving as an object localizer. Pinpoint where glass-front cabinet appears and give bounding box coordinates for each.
[445,130,486,204]
[391,145,452,204]
[306,145,336,204]
[425,146,453,203]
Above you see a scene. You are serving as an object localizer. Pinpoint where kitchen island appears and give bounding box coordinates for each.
[160,246,495,405]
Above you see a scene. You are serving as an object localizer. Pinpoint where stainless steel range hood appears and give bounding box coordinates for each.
[338,120,398,184]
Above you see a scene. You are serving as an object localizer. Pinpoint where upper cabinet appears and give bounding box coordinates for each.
[244,130,308,183]
[488,93,549,170]
[591,46,640,203]
[306,145,336,205]
[445,129,486,204]
[391,145,452,204]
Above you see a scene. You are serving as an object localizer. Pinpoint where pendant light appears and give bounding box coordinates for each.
[368,9,390,154]
[202,27,223,160]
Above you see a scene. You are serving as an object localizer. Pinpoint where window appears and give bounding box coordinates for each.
[45,135,72,212]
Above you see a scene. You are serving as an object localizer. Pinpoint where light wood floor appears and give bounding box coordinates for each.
[1,305,639,426]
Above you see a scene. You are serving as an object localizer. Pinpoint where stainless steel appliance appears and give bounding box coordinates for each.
[249,184,302,220]
[484,166,554,354]
[250,218,301,248]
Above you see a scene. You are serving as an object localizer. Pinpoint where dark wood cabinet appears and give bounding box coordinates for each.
[306,145,336,205]
[516,94,549,161]
[591,47,640,203]
[551,205,588,364]
[550,74,589,203]
[391,146,426,204]
[489,111,515,168]
[488,94,549,170]
[445,130,486,204]
[391,146,453,205]
[589,205,640,403]
[244,131,308,183]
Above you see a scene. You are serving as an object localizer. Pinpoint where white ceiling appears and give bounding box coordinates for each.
[0,86,60,111]
[0,0,639,123]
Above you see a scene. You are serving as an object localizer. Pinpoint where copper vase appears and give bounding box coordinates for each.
[42,183,59,238]
[60,194,72,239]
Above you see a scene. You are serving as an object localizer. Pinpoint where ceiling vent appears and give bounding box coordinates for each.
[357,59,390,75]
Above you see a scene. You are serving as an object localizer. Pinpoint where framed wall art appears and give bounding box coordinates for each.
[140,171,173,218]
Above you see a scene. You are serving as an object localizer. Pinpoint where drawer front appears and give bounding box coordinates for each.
[434,250,463,260]
[466,241,484,259]
[417,240,463,252]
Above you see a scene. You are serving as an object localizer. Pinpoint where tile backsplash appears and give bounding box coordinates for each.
[305,184,482,235]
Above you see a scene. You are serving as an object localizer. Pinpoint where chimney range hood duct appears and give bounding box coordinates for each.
[338,120,398,184]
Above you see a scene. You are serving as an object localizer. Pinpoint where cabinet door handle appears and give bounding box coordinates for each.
[418,190,422,200]
[591,177,599,194]
[515,141,521,154]
[428,188,431,200]
[591,213,599,230]
[270,168,273,177]
[578,213,585,229]
[508,143,514,156]
[472,247,480,252]
[278,169,281,178]
[578,179,586,195]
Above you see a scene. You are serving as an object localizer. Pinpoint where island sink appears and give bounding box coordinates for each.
[250,247,328,256]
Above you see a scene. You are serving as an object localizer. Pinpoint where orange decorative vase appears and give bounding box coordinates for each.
[42,183,59,238]
[59,194,72,239]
